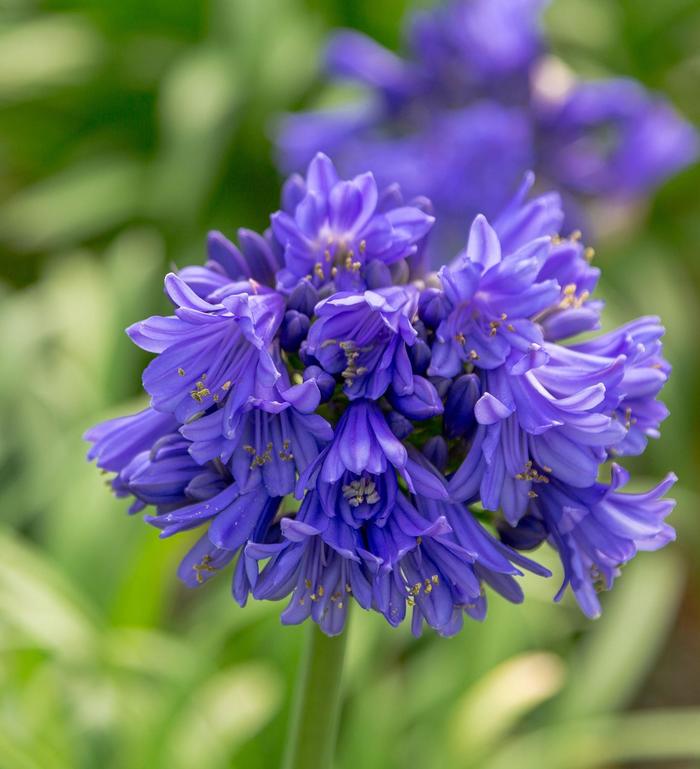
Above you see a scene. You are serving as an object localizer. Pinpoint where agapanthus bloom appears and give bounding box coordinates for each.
[86,154,676,635]
[273,153,434,292]
[277,0,697,259]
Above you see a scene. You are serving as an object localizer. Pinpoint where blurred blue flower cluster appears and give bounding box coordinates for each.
[277,0,698,261]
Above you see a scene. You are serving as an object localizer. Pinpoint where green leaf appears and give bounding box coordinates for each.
[161,664,282,769]
[0,529,98,660]
[0,15,104,103]
[0,158,143,252]
[554,549,684,718]
[478,709,700,769]
[446,652,566,764]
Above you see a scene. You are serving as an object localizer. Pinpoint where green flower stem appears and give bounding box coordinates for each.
[283,622,349,769]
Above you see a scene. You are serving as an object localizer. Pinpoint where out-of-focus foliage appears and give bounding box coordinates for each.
[1,1,699,767]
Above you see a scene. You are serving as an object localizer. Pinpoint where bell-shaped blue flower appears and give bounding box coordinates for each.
[272,153,434,293]
[127,274,285,422]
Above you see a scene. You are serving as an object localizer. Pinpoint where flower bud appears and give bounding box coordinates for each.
[389,375,443,421]
[444,374,480,438]
[419,287,450,328]
[409,338,431,374]
[280,310,310,352]
[386,409,413,439]
[303,365,336,403]
[288,279,319,316]
[497,515,547,551]
[364,259,393,289]
[422,435,448,473]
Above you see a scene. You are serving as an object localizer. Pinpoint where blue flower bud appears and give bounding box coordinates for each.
[280,309,310,352]
[298,342,318,367]
[497,515,547,551]
[409,338,431,374]
[288,279,319,316]
[419,287,450,328]
[303,365,336,403]
[387,409,413,439]
[422,435,448,473]
[389,375,443,421]
[444,374,480,438]
[364,259,393,289]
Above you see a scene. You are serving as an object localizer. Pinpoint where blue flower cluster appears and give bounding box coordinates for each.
[86,154,675,636]
[277,0,698,263]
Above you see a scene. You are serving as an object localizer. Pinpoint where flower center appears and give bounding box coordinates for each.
[312,236,366,282]
[342,476,380,507]
[338,340,372,385]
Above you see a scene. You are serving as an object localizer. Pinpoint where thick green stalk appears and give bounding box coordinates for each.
[283,622,348,769]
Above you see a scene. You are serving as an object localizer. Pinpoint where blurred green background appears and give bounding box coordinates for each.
[1,1,699,767]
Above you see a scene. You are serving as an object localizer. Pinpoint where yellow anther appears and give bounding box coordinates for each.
[342,476,380,507]
[279,439,294,462]
[191,386,210,402]
[249,442,273,468]
[193,555,217,584]
[516,461,549,484]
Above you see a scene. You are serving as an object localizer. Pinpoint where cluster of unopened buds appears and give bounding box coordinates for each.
[87,153,675,636]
